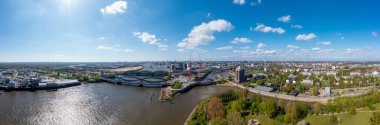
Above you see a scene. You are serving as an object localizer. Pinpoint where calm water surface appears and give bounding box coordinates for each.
[0,83,235,125]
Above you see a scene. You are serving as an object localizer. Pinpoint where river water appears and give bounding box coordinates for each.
[0,83,235,125]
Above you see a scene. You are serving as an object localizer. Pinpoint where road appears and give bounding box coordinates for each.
[232,83,333,104]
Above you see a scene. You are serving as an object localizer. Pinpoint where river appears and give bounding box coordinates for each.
[0,83,235,125]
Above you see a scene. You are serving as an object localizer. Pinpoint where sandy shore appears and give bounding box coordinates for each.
[108,65,144,72]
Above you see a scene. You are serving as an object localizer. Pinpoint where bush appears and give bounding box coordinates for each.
[275,114,285,123]
[369,104,376,111]
[349,107,357,115]
[209,117,227,125]
[329,115,338,124]
[171,82,183,89]
[371,112,380,125]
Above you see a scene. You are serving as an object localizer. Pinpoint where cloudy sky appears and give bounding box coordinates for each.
[0,0,379,62]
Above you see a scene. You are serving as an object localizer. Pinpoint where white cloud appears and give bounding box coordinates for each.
[216,46,233,50]
[97,45,134,53]
[206,12,211,18]
[278,15,291,23]
[97,45,113,50]
[311,47,334,53]
[295,33,317,41]
[291,24,303,29]
[345,48,362,54]
[287,45,299,49]
[231,37,252,44]
[123,49,134,53]
[372,31,378,37]
[133,32,169,51]
[233,0,246,5]
[264,50,278,54]
[133,32,160,45]
[158,44,168,51]
[257,43,266,49]
[317,49,334,54]
[336,33,345,40]
[317,41,332,46]
[177,19,233,50]
[240,46,251,49]
[312,47,321,51]
[98,37,106,40]
[195,48,208,53]
[233,50,249,53]
[100,1,127,15]
[253,23,285,34]
[250,0,262,6]
[249,49,279,55]
[177,48,185,52]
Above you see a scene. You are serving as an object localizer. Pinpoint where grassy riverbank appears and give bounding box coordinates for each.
[186,89,380,125]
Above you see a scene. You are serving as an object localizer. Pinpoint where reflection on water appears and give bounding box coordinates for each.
[0,83,235,125]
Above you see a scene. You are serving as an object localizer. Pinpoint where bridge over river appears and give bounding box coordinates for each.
[101,76,169,88]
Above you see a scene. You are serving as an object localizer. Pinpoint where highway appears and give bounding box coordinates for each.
[232,83,333,104]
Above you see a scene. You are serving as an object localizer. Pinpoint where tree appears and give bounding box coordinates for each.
[371,112,380,125]
[312,103,322,115]
[235,97,249,112]
[349,107,357,115]
[329,115,338,124]
[227,111,244,125]
[260,99,277,118]
[228,75,233,81]
[284,102,298,124]
[207,96,225,119]
[311,87,320,96]
[165,73,172,80]
[171,82,183,89]
[195,75,201,81]
[250,101,261,115]
[209,116,227,125]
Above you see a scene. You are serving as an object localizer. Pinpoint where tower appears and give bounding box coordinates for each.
[234,66,246,83]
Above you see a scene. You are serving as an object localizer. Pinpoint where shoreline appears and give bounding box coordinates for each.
[184,105,198,125]
[0,82,81,92]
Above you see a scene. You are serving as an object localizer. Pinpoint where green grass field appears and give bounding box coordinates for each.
[241,103,380,125]
[303,103,380,125]
[245,115,285,125]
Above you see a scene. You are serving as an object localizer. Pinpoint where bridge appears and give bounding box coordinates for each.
[101,75,169,88]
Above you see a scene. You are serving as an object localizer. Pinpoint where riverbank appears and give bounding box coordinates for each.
[184,105,198,125]
[0,81,81,92]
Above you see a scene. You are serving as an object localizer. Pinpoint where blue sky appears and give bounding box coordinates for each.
[0,0,379,62]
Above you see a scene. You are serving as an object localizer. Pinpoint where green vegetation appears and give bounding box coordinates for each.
[324,90,380,113]
[188,89,380,125]
[371,112,380,125]
[188,90,310,125]
[171,81,183,89]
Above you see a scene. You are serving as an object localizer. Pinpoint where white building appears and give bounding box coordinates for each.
[325,87,331,97]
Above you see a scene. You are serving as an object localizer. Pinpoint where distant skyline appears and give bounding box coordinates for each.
[0,0,379,62]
